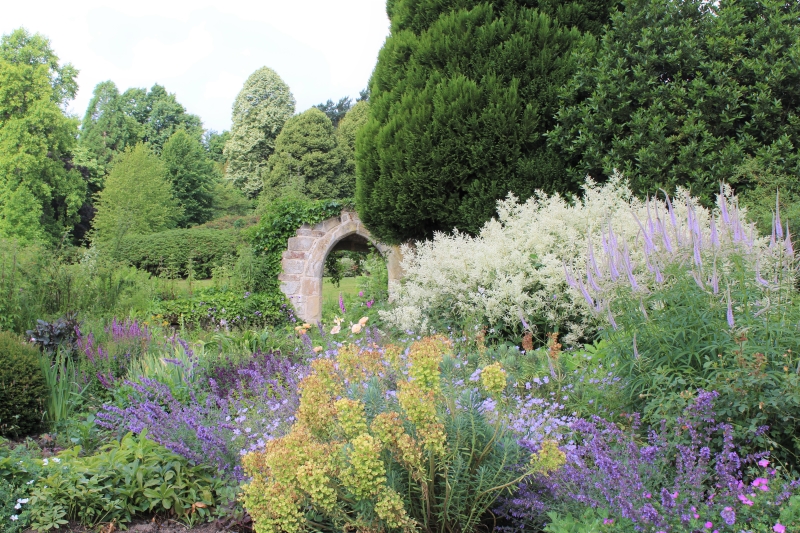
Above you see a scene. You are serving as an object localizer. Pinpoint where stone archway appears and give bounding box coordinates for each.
[278,210,403,323]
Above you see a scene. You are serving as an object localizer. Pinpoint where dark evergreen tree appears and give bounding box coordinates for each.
[161,129,218,227]
[314,96,353,127]
[356,0,607,243]
[203,129,230,164]
[549,0,800,204]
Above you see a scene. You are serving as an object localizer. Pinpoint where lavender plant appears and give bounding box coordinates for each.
[497,391,799,532]
[98,349,304,479]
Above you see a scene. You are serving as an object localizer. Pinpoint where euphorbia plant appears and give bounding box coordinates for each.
[241,336,565,533]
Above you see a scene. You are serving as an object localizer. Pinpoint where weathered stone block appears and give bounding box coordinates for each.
[280,281,301,294]
[287,236,314,251]
[283,259,305,275]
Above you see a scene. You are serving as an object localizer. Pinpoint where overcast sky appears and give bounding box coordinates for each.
[2,0,390,132]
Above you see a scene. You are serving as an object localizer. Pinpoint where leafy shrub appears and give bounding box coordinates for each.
[193,214,259,231]
[498,391,800,533]
[23,431,227,531]
[0,332,46,437]
[152,287,286,329]
[115,228,240,278]
[241,336,565,533]
[382,176,657,344]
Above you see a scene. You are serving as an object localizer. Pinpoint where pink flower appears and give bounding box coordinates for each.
[737,494,754,506]
[705,522,713,529]
[603,519,614,525]
[758,459,770,467]
[752,478,770,491]
[773,524,785,533]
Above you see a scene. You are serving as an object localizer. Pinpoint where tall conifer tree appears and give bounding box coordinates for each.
[356,0,609,243]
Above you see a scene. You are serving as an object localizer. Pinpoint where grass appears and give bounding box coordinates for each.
[323,276,364,303]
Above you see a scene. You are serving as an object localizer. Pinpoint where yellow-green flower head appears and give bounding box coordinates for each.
[480,362,507,395]
[335,398,368,439]
[529,439,566,476]
[341,434,387,500]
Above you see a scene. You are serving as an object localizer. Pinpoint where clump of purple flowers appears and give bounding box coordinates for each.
[497,390,799,531]
[98,350,306,479]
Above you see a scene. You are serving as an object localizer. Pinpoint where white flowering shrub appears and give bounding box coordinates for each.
[381,175,773,346]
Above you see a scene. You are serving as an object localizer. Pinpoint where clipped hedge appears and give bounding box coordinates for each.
[0,331,46,437]
[114,229,240,278]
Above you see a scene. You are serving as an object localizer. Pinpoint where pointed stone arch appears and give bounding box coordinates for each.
[278,210,403,323]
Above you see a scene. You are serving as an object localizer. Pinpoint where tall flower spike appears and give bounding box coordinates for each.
[726,288,735,329]
[786,222,794,256]
[662,190,681,245]
[654,262,664,284]
[586,266,601,292]
[710,260,719,294]
[607,305,618,330]
[564,263,578,289]
[622,243,638,290]
[719,183,731,225]
[693,238,703,267]
[755,260,769,287]
[775,191,783,240]
[710,216,719,247]
[633,211,655,256]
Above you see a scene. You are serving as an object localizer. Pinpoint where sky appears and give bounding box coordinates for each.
[2,0,390,132]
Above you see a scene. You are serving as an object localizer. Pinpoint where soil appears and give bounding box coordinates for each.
[24,516,249,533]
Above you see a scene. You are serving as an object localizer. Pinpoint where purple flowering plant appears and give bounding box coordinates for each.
[497,391,800,532]
[97,349,305,480]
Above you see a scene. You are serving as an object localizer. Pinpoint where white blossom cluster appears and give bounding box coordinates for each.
[380,175,764,346]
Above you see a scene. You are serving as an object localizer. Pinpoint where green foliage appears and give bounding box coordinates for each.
[250,196,348,292]
[550,0,800,203]
[39,350,85,425]
[91,144,180,248]
[336,100,370,199]
[0,331,46,437]
[161,129,218,227]
[114,228,240,278]
[357,1,595,243]
[313,96,353,127]
[118,84,203,155]
[603,257,800,468]
[0,239,156,334]
[544,508,615,533]
[152,287,285,329]
[224,67,295,197]
[203,129,230,164]
[241,337,563,533]
[0,31,85,243]
[732,157,800,239]
[79,80,142,168]
[263,108,345,201]
[0,28,78,106]
[23,431,227,530]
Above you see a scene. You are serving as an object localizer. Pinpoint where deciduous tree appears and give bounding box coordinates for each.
[91,144,179,249]
[161,129,218,227]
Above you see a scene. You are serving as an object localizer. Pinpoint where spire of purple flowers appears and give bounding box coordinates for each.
[726,288,735,328]
[338,292,346,314]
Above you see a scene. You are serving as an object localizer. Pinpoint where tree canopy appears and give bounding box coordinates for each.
[262,108,344,201]
[0,30,84,243]
[162,129,218,228]
[549,0,800,203]
[80,81,142,168]
[356,0,604,244]
[91,143,179,248]
[224,67,295,198]
[0,28,78,107]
